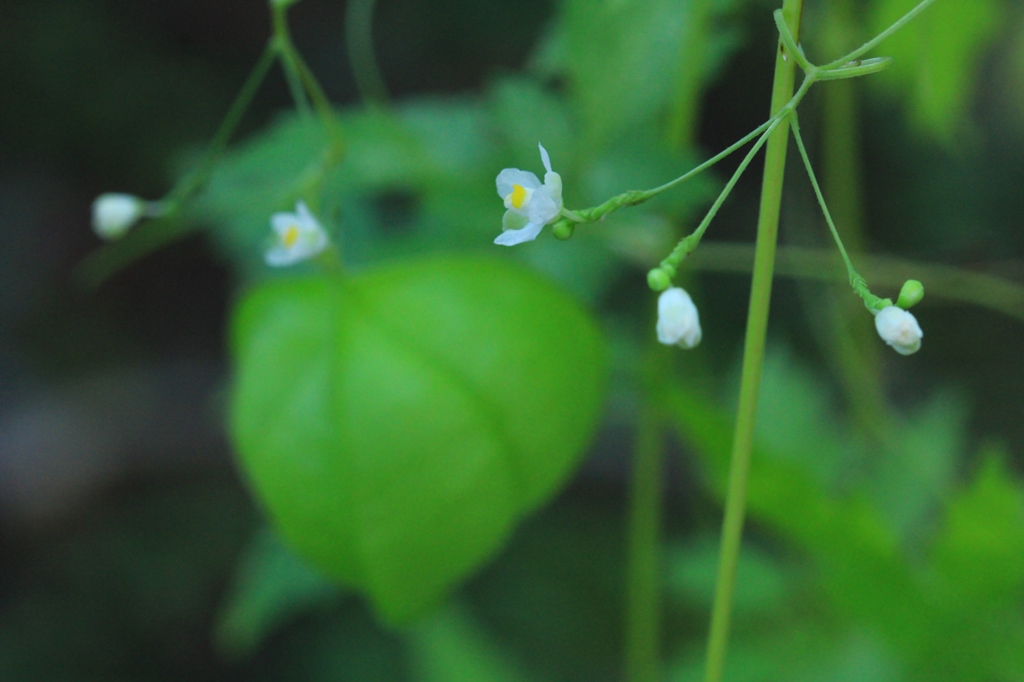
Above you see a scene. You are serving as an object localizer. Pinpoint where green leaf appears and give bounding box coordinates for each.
[868,0,1002,144]
[868,392,964,542]
[557,0,743,147]
[665,537,789,617]
[229,255,607,625]
[214,527,343,659]
[559,0,692,145]
[932,448,1024,604]
[407,604,534,682]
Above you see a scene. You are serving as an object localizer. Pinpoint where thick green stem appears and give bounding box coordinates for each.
[626,401,663,682]
[702,2,803,681]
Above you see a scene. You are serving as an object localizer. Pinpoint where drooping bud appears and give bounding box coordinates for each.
[656,287,702,349]
[875,305,923,356]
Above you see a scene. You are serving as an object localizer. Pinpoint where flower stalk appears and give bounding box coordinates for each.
[702,2,803,681]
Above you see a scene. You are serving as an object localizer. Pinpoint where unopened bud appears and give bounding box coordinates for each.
[647,268,672,292]
[551,219,575,241]
[875,305,922,356]
[656,287,702,349]
[896,280,924,309]
[91,193,146,240]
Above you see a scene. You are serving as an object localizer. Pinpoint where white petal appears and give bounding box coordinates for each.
[502,209,530,232]
[494,221,544,246]
[543,171,563,210]
[496,168,541,199]
[265,245,299,267]
[295,200,317,228]
[538,143,553,173]
[271,212,298,235]
[527,185,560,225]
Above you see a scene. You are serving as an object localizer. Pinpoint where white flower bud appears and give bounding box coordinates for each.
[656,287,702,349]
[874,306,922,356]
[91,193,146,240]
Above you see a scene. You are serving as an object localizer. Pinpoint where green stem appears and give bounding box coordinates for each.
[791,112,890,311]
[703,1,803,681]
[688,242,1024,326]
[626,400,663,682]
[817,11,895,440]
[576,117,776,224]
[77,41,278,288]
[346,0,390,105]
[655,117,783,277]
[272,4,312,116]
[167,40,278,209]
[825,0,936,67]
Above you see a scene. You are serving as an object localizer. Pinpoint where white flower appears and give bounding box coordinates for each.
[656,287,702,349]
[494,143,563,246]
[92,193,146,240]
[874,306,923,356]
[265,201,329,267]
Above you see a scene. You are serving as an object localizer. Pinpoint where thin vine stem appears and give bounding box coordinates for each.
[703,1,803,680]
[825,0,936,67]
[789,112,858,284]
[346,0,390,105]
[272,4,313,116]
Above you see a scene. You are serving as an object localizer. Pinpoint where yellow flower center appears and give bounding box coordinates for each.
[510,184,528,210]
[282,224,300,248]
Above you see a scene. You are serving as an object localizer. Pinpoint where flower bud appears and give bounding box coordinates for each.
[875,305,922,356]
[656,287,702,349]
[647,268,671,292]
[551,218,575,241]
[91,193,146,240]
[896,279,924,309]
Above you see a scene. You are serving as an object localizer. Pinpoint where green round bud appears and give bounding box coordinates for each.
[896,279,924,309]
[551,219,575,241]
[647,268,672,292]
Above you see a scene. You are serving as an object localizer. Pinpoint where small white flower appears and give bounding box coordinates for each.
[265,201,329,267]
[656,287,702,349]
[494,143,564,246]
[874,306,923,356]
[92,193,146,240]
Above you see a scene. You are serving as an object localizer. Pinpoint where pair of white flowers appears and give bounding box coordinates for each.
[91,193,328,268]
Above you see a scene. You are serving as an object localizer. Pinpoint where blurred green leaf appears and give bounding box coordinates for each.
[407,604,535,682]
[665,537,789,617]
[868,0,1002,144]
[752,349,858,489]
[214,527,343,659]
[869,393,964,542]
[932,446,1024,616]
[230,255,607,625]
[670,629,900,682]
